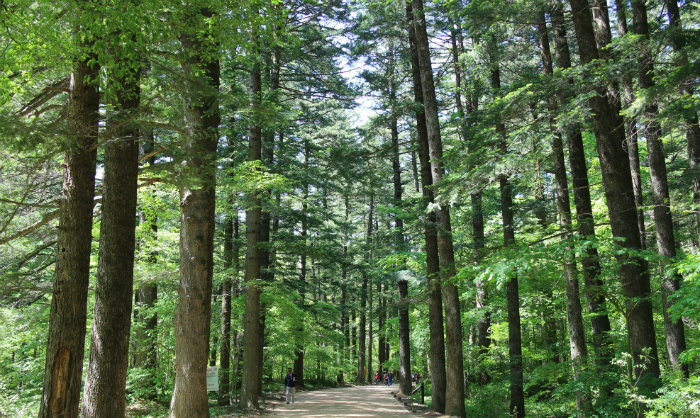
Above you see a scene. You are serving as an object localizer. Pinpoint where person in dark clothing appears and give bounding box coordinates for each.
[284,367,297,404]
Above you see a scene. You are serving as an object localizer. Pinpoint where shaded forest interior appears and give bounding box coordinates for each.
[3,0,700,416]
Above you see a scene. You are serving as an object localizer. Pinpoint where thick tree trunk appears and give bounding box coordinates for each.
[410,1,465,415]
[551,4,613,366]
[38,5,100,415]
[240,50,263,410]
[80,57,141,418]
[406,2,446,411]
[537,11,588,409]
[169,8,219,417]
[630,0,688,377]
[567,0,661,392]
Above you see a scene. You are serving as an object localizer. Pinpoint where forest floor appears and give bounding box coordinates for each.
[261,385,431,418]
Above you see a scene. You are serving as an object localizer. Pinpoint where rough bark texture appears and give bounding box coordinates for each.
[80,60,141,418]
[630,0,688,376]
[567,0,661,392]
[406,2,446,412]
[169,8,219,417]
[240,53,263,410]
[38,6,99,415]
[411,2,465,415]
[551,5,613,366]
[538,11,588,408]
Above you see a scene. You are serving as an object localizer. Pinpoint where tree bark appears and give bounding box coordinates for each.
[357,194,373,383]
[665,0,700,249]
[538,11,588,409]
[490,59,525,418]
[169,7,219,417]
[551,4,613,366]
[240,42,263,410]
[219,213,236,405]
[39,3,99,415]
[406,2,446,412]
[567,0,661,391]
[411,1,465,415]
[80,50,141,418]
[630,0,688,377]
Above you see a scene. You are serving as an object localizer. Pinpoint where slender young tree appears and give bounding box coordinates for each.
[537,10,588,409]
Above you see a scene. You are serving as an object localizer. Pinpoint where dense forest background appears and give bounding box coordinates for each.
[1,0,700,416]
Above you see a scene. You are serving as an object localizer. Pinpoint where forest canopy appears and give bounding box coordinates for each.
[1,0,700,417]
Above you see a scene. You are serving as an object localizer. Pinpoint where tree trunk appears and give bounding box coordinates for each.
[537,9,589,409]
[169,8,219,417]
[410,1,465,415]
[132,134,159,375]
[406,2,446,411]
[219,213,237,405]
[630,0,688,377]
[551,4,613,366]
[490,59,525,418]
[567,0,661,392]
[39,3,100,415]
[357,194,373,383]
[665,0,700,249]
[80,52,141,418]
[239,43,263,409]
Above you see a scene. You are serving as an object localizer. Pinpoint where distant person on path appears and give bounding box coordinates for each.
[285,367,297,404]
[383,372,388,386]
[374,372,380,385]
[387,371,393,386]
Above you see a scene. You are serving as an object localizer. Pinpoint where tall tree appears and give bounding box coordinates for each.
[410,0,465,415]
[80,22,142,417]
[551,3,612,366]
[567,0,661,392]
[406,2,446,411]
[537,10,588,409]
[630,0,688,376]
[38,2,100,416]
[169,4,220,416]
[240,31,264,410]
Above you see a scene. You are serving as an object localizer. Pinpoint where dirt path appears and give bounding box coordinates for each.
[267,385,421,417]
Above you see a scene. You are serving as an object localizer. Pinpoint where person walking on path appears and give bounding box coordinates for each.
[383,372,388,386]
[374,372,380,385]
[285,367,297,404]
[387,372,393,386]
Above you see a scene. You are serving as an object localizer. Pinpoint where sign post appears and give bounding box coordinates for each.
[206,366,219,392]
